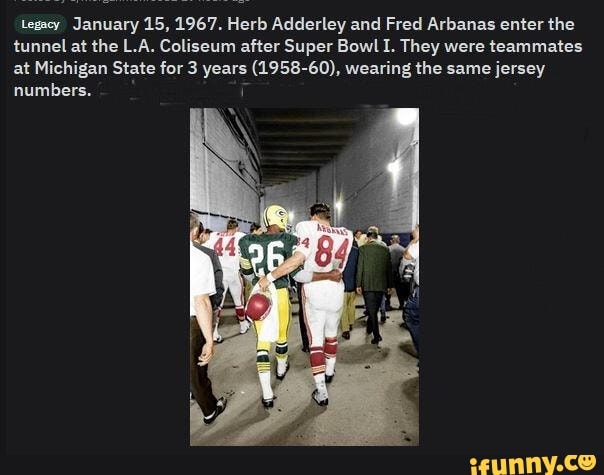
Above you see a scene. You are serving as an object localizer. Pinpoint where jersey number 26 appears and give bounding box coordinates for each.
[248,241,284,276]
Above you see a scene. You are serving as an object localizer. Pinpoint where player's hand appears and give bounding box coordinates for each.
[258,275,270,290]
[356,287,362,295]
[327,270,342,282]
[197,342,214,366]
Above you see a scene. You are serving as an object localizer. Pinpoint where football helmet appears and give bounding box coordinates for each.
[262,205,288,231]
[245,291,272,321]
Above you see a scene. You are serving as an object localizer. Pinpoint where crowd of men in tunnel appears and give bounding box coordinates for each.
[189,204,419,425]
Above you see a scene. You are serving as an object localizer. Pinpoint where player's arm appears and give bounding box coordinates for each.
[293,268,342,284]
[282,232,339,283]
[258,229,310,289]
[238,240,256,282]
[258,250,306,287]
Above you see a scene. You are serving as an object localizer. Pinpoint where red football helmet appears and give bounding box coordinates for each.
[245,292,272,321]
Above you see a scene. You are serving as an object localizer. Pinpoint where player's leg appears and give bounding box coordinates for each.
[212,275,230,342]
[230,272,249,334]
[324,313,340,382]
[275,288,291,379]
[324,290,344,381]
[308,310,329,405]
[253,319,274,407]
[301,287,328,405]
[211,308,222,343]
[243,278,253,304]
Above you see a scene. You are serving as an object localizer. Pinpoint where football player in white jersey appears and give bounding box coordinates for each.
[203,218,249,340]
[258,203,353,407]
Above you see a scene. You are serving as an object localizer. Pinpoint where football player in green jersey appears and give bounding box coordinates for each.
[239,205,341,408]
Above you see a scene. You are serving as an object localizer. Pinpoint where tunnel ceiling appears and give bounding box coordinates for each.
[248,109,362,186]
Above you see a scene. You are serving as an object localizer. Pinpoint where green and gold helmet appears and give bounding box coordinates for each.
[262,205,288,231]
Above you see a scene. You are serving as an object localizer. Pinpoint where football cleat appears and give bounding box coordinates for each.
[311,389,328,406]
[261,395,276,408]
[276,362,289,381]
[213,331,223,343]
[239,319,251,334]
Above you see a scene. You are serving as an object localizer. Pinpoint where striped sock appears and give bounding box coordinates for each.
[309,346,325,375]
[256,350,270,373]
[324,337,337,376]
[276,341,288,374]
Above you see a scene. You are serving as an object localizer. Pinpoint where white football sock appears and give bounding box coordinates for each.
[276,356,288,375]
[258,371,273,400]
[325,357,336,377]
[313,374,328,399]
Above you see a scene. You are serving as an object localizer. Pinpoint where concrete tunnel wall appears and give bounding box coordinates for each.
[264,109,420,235]
[190,108,419,235]
[190,108,261,232]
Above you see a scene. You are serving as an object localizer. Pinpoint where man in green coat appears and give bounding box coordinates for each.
[356,227,393,344]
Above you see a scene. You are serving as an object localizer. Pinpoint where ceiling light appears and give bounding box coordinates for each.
[387,161,401,173]
[396,108,418,126]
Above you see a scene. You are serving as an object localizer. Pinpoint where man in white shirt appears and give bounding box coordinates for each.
[190,212,227,425]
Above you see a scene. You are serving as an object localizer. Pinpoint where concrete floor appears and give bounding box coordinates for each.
[190,294,419,446]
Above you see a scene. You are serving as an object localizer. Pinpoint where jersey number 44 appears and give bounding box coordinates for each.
[213,237,236,257]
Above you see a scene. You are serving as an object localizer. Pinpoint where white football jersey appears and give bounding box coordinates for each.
[294,221,353,273]
[203,231,246,272]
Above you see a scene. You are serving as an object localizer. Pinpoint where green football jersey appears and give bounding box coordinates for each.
[239,232,299,289]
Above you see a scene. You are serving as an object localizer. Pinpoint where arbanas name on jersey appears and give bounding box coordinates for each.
[295,221,353,274]
[203,231,246,271]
